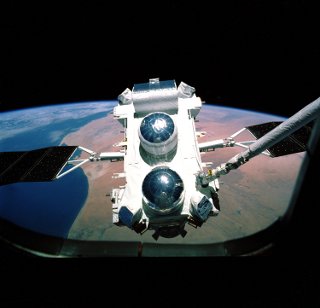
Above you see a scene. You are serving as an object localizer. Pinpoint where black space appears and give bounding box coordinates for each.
[0,2,320,306]
[1,2,319,117]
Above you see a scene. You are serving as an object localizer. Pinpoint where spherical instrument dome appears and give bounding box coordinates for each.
[140,112,175,143]
[142,166,184,215]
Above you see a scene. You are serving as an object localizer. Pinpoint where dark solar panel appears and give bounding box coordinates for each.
[0,146,77,185]
[246,122,281,139]
[246,122,312,157]
[0,152,25,175]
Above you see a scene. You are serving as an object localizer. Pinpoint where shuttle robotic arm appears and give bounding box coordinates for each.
[198,97,320,185]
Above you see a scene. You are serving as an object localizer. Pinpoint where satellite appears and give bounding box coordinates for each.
[1,78,319,242]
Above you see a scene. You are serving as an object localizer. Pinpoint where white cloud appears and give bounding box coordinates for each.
[0,101,117,140]
[49,130,65,143]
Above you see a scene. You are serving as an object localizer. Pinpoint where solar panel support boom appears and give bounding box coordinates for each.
[0,144,125,185]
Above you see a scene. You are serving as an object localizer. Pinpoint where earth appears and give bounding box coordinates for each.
[0,101,304,246]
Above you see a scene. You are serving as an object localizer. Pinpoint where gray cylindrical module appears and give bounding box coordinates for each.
[139,112,178,156]
[142,166,184,216]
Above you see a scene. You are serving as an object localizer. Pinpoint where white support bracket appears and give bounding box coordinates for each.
[56,158,90,179]
[55,146,125,179]
[99,152,125,161]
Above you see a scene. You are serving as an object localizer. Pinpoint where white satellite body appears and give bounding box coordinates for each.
[109,78,220,239]
[1,78,319,241]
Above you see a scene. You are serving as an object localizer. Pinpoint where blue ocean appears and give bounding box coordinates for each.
[0,102,115,238]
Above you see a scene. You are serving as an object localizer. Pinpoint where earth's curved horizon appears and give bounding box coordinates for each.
[0,101,304,245]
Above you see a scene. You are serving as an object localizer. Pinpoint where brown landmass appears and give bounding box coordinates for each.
[62,106,304,244]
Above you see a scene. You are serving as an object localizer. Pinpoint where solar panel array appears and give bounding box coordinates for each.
[0,146,77,185]
[246,122,311,157]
